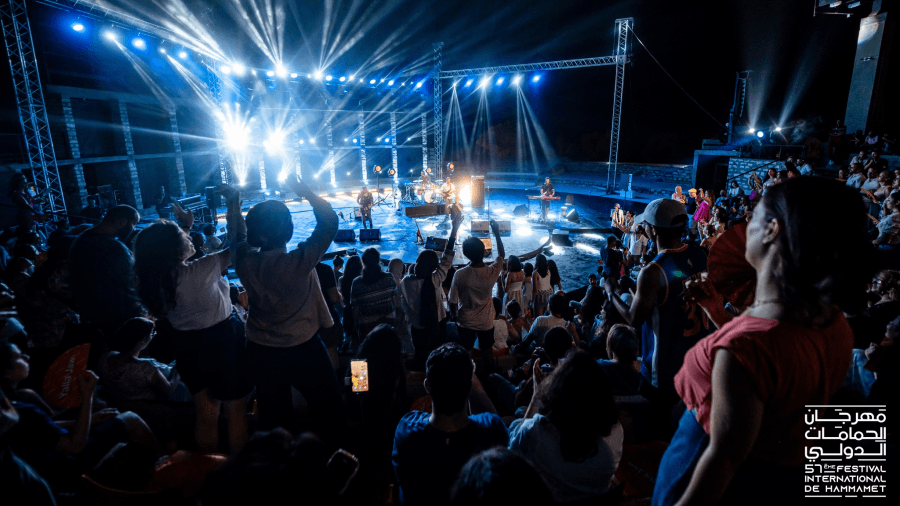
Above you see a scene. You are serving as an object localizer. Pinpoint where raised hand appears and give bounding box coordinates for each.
[216,184,240,203]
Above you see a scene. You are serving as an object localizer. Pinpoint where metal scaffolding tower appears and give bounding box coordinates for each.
[1,0,67,214]
[432,42,443,174]
[607,18,632,192]
[432,19,631,190]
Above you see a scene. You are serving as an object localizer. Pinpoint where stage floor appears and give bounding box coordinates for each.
[235,187,648,290]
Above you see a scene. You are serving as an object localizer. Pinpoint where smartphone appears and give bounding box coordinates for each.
[327,449,360,496]
[350,359,368,393]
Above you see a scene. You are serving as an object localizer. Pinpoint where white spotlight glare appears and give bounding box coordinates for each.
[220,65,231,75]
[496,77,504,85]
[263,131,285,154]
[415,81,423,88]
[266,70,275,77]
[339,76,346,82]
[388,80,394,86]
[131,37,146,50]
[309,138,316,144]
[314,70,324,80]
[158,48,166,54]
[290,73,298,78]
[532,74,541,82]
[276,65,288,77]
[775,126,782,132]
[513,75,522,85]
[72,22,85,32]
[465,79,473,87]
[479,77,490,88]
[756,130,766,139]
[326,75,333,81]
[369,79,376,84]
[178,50,187,59]
[103,31,117,41]
[232,63,246,75]
[748,128,756,134]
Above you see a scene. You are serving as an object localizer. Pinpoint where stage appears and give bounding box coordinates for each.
[220,185,648,290]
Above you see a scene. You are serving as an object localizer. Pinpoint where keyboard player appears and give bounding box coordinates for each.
[540,177,555,221]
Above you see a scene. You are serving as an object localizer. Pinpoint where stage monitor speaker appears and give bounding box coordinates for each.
[471,176,485,208]
[334,229,356,242]
[425,236,448,251]
[353,207,362,219]
[479,237,492,256]
[359,229,381,241]
[551,230,572,246]
[404,204,446,217]
[513,204,529,217]
[496,221,511,233]
[565,208,580,223]
[470,220,490,233]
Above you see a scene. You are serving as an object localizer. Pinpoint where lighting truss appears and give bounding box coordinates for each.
[437,56,622,79]
[33,0,179,41]
[1,0,67,214]
[432,42,443,172]
[607,18,632,192]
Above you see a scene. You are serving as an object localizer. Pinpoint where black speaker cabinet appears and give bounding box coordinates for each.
[359,229,381,241]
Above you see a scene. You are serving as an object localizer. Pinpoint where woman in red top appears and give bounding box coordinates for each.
[652,178,870,506]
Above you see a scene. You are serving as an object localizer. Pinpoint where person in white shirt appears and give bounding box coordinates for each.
[610,204,625,239]
[627,225,648,269]
[851,150,869,166]
[515,294,576,354]
[797,158,813,176]
[449,220,506,356]
[845,163,867,189]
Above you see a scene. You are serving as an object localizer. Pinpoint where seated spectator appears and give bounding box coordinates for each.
[598,324,642,395]
[522,262,534,312]
[0,387,56,505]
[0,339,159,485]
[392,343,507,506]
[797,158,813,176]
[97,317,186,402]
[509,349,623,504]
[700,223,718,252]
[516,294,576,355]
[202,224,221,252]
[449,448,553,506]
[851,150,869,166]
[874,195,900,251]
[504,300,532,343]
[862,270,900,349]
[845,163,866,189]
[339,255,363,353]
[17,235,77,349]
[482,297,509,355]
[351,248,400,341]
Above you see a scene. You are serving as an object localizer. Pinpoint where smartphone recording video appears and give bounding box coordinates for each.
[351,359,369,393]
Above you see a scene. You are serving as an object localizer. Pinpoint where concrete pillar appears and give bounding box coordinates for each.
[359,112,367,185]
[117,99,143,209]
[391,112,399,184]
[168,105,187,195]
[844,10,891,135]
[60,95,88,209]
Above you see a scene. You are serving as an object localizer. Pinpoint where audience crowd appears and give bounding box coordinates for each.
[0,144,897,505]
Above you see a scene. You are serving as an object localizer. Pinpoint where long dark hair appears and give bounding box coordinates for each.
[356,324,407,412]
[508,255,522,273]
[134,221,184,317]
[761,178,873,319]
[548,260,560,287]
[341,255,363,300]
[360,248,384,284]
[538,350,617,462]
[535,254,549,277]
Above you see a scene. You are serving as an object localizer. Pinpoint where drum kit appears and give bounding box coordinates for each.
[402,179,453,204]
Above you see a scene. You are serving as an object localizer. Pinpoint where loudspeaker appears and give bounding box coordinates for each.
[551,230,571,246]
[359,229,381,241]
[353,207,362,219]
[205,186,220,210]
[513,204,529,217]
[334,229,355,242]
[425,236,448,251]
[404,204,446,217]
[471,176,485,208]
[496,221,511,233]
[470,220,490,233]
[479,237,492,256]
[565,208,580,223]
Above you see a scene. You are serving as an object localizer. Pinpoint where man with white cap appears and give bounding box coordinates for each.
[604,198,711,440]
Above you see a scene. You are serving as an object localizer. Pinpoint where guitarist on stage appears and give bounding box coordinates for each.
[357,186,374,229]
[540,177,555,221]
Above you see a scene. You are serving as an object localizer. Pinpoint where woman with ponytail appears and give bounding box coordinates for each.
[653,177,871,505]
[134,218,251,454]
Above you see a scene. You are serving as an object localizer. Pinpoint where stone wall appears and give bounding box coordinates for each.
[551,161,693,183]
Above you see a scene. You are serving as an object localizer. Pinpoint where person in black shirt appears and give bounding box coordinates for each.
[540,178,555,221]
[865,151,889,174]
[357,187,374,229]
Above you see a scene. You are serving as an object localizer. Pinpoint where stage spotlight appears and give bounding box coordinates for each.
[314,70,323,79]
[344,138,348,142]
[263,131,285,154]
[381,78,385,82]
[353,139,358,144]
[299,140,305,145]
[388,168,396,176]
[369,79,376,84]
[158,48,166,54]
[326,75,333,81]
[290,73,298,78]
[426,167,433,174]
[359,78,364,82]
[388,79,394,85]
[415,82,423,88]
[479,77,490,88]
[350,75,356,80]
[374,165,383,173]
[748,128,756,134]
[220,65,231,75]
[131,37,146,50]
[276,65,287,78]
[756,130,765,138]
[532,74,541,82]
[309,138,316,144]
[401,82,406,86]
[775,126,782,132]
[339,76,346,82]
[233,63,246,75]
[71,22,85,32]
[513,75,522,85]
[178,50,188,59]
[447,163,455,172]
[377,137,382,141]
[465,79,473,87]
[384,138,390,143]
[103,31,117,41]
[496,77,504,85]
[266,70,275,77]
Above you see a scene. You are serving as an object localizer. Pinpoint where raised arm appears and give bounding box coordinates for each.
[287,177,339,264]
[489,219,505,260]
[605,262,660,329]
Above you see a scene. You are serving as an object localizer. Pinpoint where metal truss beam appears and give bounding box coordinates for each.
[2,0,67,214]
[33,0,180,44]
[606,18,632,191]
[432,42,443,174]
[438,56,621,79]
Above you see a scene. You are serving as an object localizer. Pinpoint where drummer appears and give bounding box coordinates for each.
[420,170,432,186]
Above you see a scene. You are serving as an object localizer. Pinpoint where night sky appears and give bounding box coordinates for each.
[0,0,870,167]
